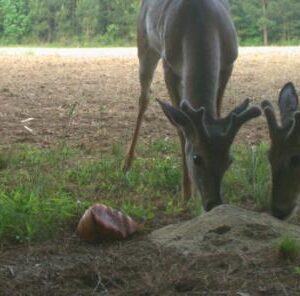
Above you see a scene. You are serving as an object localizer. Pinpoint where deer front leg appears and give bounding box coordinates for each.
[123,49,159,172]
[216,65,234,118]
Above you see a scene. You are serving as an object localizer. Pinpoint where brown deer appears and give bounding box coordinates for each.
[262,82,300,219]
[123,0,261,211]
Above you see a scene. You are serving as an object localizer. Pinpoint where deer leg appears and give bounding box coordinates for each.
[163,61,192,200]
[216,65,234,117]
[123,50,160,172]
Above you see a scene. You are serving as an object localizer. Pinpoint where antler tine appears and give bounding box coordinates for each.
[222,98,250,125]
[180,100,196,117]
[224,104,261,144]
[238,105,262,125]
[287,111,300,139]
[261,100,280,140]
[261,100,273,109]
[230,98,250,115]
[180,100,210,139]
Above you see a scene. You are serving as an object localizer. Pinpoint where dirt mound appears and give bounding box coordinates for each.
[150,205,300,255]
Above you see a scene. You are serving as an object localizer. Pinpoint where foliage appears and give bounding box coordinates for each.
[230,0,300,45]
[0,0,300,45]
[0,0,138,45]
[0,0,30,43]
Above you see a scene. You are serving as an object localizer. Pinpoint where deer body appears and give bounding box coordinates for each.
[124,0,261,211]
[139,0,238,114]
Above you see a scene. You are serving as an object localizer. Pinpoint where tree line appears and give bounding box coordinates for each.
[0,0,300,46]
[230,0,300,45]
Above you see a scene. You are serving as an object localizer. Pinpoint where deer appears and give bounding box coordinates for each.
[123,0,261,211]
[262,82,300,220]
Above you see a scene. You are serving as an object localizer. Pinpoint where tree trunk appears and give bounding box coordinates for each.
[261,0,268,46]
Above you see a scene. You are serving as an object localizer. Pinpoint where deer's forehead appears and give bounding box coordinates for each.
[189,137,230,156]
[192,117,229,133]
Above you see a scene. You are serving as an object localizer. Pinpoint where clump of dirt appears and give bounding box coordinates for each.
[150,205,300,255]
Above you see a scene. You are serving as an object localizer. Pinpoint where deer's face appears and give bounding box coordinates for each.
[158,99,261,211]
[262,82,300,219]
[269,143,300,219]
[185,130,233,211]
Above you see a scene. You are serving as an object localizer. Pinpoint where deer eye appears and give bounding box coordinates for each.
[290,155,300,168]
[193,155,204,166]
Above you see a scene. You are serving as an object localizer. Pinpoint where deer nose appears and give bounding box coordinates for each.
[204,199,223,212]
[272,206,292,220]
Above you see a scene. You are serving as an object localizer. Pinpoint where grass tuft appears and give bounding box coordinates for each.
[278,236,300,261]
[0,189,86,243]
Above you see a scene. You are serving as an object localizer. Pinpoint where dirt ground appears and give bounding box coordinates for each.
[0,48,300,295]
[1,47,300,151]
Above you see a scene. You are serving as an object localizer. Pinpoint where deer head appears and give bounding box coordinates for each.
[158,99,261,211]
[262,82,300,219]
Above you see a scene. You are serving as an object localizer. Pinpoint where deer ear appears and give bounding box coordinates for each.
[157,99,195,137]
[278,82,298,117]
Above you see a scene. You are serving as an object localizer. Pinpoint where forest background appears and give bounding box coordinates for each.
[0,0,299,46]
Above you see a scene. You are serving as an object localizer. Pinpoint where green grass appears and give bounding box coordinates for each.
[0,140,272,245]
[278,236,300,261]
[224,143,271,210]
[0,190,82,243]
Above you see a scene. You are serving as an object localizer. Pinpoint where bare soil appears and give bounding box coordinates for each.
[2,47,300,151]
[0,49,300,295]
